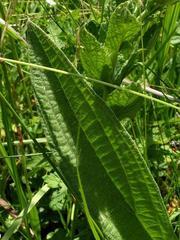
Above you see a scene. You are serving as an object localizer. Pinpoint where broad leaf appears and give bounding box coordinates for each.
[80,27,113,82]
[105,3,140,64]
[27,21,177,240]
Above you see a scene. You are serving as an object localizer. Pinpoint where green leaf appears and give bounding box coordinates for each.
[49,188,67,211]
[0,18,27,45]
[27,49,80,197]
[27,21,177,240]
[105,3,141,63]
[43,173,68,211]
[2,184,50,240]
[43,173,63,189]
[80,27,113,81]
[106,82,144,120]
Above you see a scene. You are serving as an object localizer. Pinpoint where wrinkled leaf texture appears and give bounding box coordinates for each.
[27,21,177,240]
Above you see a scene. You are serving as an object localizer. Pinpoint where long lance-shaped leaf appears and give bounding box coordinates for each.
[27,21,177,240]
[28,56,79,196]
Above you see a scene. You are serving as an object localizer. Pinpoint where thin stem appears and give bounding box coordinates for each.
[0,57,179,110]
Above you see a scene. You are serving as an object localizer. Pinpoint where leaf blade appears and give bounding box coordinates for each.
[27,21,177,240]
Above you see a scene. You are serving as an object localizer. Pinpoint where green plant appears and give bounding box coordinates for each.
[25,5,178,238]
[0,1,179,239]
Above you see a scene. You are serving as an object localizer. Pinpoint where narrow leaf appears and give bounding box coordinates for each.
[2,184,50,240]
[0,18,27,45]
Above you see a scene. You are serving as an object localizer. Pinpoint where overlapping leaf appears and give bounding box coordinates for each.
[80,3,141,84]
